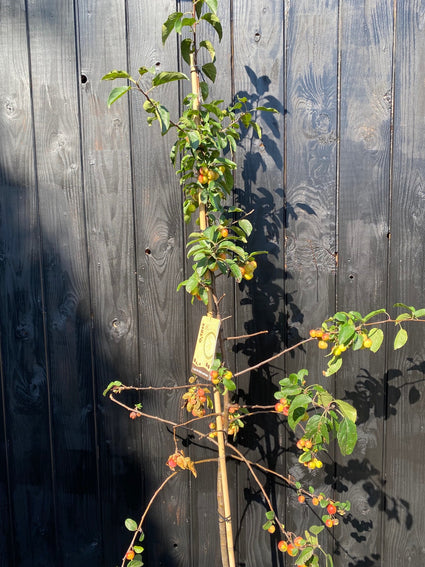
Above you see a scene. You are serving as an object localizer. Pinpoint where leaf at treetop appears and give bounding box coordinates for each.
[202,62,217,83]
[368,327,384,353]
[107,86,131,108]
[363,308,386,322]
[102,70,131,81]
[201,12,223,41]
[102,380,122,396]
[152,71,188,87]
[337,417,357,456]
[181,37,192,65]
[394,327,408,350]
[238,219,253,237]
[335,400,357,423]
[323,356,343,377]
[200,39,216,61]
[125,518,138,532]
[162,12,183,44]
[296,547,314,566]
[204,0,218,14]
[338,321,356,345]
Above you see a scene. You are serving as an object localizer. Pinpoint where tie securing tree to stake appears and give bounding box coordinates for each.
[102,2,425,566]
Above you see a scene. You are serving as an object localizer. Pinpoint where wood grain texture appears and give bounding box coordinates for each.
[27,0,103,564]
[335,2,394,566]
[126,0,191,564]
[384,2,425,565]
[284,0,339,557]
[0,1,56,566]
[77,0,141,563]
[232,1,285,565]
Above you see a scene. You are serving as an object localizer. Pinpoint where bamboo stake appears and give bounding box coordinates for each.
[189,49,235,567]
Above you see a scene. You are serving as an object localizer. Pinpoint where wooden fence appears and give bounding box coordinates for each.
[1,0,425,565]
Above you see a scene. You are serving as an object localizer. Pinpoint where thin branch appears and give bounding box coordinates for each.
[225,330,268,341]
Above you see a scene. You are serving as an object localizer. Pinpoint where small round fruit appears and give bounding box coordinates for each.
[321,332,330,341]
[210,370,219,381]
[243,272,254,281]
[277,540,287,553]
[223,371,233,380]
[294,536,304,547]
[209,422,216,430]
[296,438,306,450]
[287,543,298,557]
[327,503,337,515]
[312,497,319,506]
[220,228,229,238]
[198,174,208,184]
[125,550,135,560]
[282,405,289,416]
[318,340,328,349]
[304,439,313,449]
[199,166,209,175]
[218,165,226,174]
[314,459,323,469]
[298,494,306,503]
[274,402,285,413]
[309,329,317,338]
[167,457,177,469]
[325,518,334,528]
[308,460,316,469]
[267,525,276,534]
[363,337,373,349]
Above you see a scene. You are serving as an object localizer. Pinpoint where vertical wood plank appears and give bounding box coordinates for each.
[384,2,425,566]
[126,0,191,564]
[284,0,339,554]
[232,1,285,565]
[26,0,102,564]
[335,2,394,565]
[0,1,56,565]
[77,0,140,563]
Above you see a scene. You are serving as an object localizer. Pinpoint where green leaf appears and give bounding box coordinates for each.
[338,322,356,345]
[296,547,314,565]
[162,12,183,44]
[326,554,334,567]
[323,356,343,377]
[238,219,253,237]
[363,308,387,323]
[102,70,131,81]
[337,418,357,456]
[241,112,252,128]
[155,104,171,134]
[394,302,415,313]
[251,121,262,139]
[394,327,408,350]
[138,66,150,77]
[262,520,273,531]
[229,262,242,281]
[333,312,348,323]
[125,518,138,531]
[414,308,425,318]
[181,38,192,65]
[200,81,209,100]
[128,560,143,567]
[133,546,144,554]
[200,39,216,60]
[317,391,333,407]
[223,378,236,391]
[335,400,357,423]
[102,380,122,396]
[201,13,223,40]
[152,71,188,87]
[309,525,325,535]
[107,86,131,107]
[352,332,364,351]
[368,328,384,353]
[256,105,279,113]
[202,62,217,83]
[187,131,201,149]
[265,510,275,520]
[395,313,413,323]
[204,0,218,13]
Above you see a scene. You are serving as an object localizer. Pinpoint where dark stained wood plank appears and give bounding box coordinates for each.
[126,0,192,564]
[335,2,394,566]
[284,0,339,558]
[26,0,103,564]
[77,1,141,564]
[384,2,425,565]
[232,1,285,565]
[0,2,57,566]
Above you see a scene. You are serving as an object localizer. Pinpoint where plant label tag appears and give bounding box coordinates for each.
[191,316,221,380]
